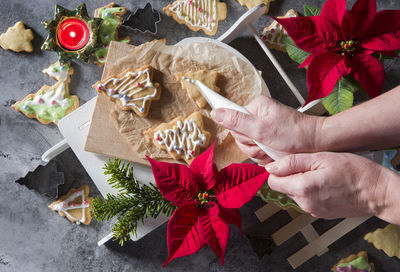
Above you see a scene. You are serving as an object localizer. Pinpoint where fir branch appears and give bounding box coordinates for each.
[92,159,176,245]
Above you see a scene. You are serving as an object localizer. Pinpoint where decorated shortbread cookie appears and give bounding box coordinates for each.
[175,70,220,108]
[236,0,274,14]
[42,61,71,82]
[164,0,227,36]
[93,3,130,66]
[49,185,93,225]
[260,9,298,52]
[331,251,374,272]
[145,112,211,164]
[93,65,162,117]
[257,182,302,212]
[12,62,78,125]
[0,21,34,53]
[364,224,400,259]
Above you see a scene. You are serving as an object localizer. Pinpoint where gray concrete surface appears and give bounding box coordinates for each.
[0,0,399,271]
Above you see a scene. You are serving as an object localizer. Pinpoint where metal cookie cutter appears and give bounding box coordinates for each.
[122,3,161,35]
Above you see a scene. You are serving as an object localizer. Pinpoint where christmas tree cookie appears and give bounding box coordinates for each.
[93,3,130,66]
[175,70,220,108]
[164,0,227,36]
[236,0,274,14]
[331,251,374,272]
[145,112,211,164]
[49,185,93,225]
[0,21,34,53]
[364,224,400,259]
[260,9,298,52]
[93,65,162,117]
[12,61,79,125]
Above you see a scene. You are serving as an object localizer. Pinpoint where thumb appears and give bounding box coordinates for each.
[265,154,315,176]
[211,108,262,140]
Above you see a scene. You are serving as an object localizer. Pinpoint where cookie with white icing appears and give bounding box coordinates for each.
[175,70,220,108]
[12,62,78,125]
[260,9,298,52]
[164,0,227,36]
[93,65,162,117]
[145,112,211,164]
[49,185,93,225]
[0,21,34,53]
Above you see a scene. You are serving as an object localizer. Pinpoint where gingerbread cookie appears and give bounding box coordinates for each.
[93,3,130,66]
[236,0,274,14]
[331,251,374,272]
[49,185,93,225]
[12,62,78,125]
[164,0,227,36]
[260,9,298,52]
[364,224,400,259]
[93,65,161,117]
[175,70,220,108]
[145,112,211,164]
[0,21,34,53]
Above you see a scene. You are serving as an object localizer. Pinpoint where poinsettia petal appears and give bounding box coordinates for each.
[320,0,347,26]
[360,10,400,51]
[298,53,318,69]
[197,203,230,265]
[350,52,384,98]
[147,157,200,206]
[163,205,205,267]
[305,52,351,105]
[274,15,342,53]
[214,163,269,209]
[218,206,242,233]
[189,142,218,190]
[340,0,376,39]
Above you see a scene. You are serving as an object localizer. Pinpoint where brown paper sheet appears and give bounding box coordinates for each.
[87,40,269,168]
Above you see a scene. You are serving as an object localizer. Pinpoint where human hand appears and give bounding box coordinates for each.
[265,152,389,219]
[210,96,324,164]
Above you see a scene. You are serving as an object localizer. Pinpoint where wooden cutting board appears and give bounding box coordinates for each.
[84,41,256,167]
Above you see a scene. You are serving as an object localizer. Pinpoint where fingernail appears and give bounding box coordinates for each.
[211,109,225,123]
[265,162,277,173]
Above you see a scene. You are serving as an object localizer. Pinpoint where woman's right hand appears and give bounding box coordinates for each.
[211,96,325,164]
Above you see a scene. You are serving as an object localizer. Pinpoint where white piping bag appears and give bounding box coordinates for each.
[182,77,289,161]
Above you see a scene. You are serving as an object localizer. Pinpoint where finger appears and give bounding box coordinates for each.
[267,173,307,196]
[210,108,265,142]
[235,141,270,162]
[265,154,316,177]
[230,131,255,146]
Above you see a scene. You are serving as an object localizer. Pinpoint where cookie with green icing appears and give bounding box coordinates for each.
[257,182,302,212]
[331,251,374,272]
[12,61,78,125]
[93,3,130,66]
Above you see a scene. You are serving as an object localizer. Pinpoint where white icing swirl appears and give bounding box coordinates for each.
[98,68,157,113]
[169,0,217,32]
[154,118,207,160]
[53,189,90,224]
[26,83,71,108]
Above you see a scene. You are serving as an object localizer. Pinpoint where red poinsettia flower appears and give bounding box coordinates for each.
[147,143,269,266]
[275,0,400,104]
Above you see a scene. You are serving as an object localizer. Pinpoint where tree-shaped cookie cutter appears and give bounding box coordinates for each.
[41,5,380,266]
[122,3,161,35]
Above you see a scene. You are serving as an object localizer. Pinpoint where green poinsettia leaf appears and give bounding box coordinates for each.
[282,36,311,65]
[303,4,321,16]
[322,77,355,115]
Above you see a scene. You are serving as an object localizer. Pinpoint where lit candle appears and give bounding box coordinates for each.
[57,18,90,51]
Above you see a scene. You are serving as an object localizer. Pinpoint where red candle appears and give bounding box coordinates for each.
[57,18,90,51]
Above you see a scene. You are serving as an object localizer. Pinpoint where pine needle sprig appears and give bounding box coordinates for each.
[92,159,176,245]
